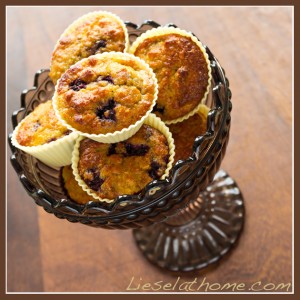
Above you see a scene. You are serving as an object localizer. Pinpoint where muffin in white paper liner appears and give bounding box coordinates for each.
[49,10,130,84]
[11,118,78,168]
[52,52,158,144]
[71,113,175,203]
[129,26,212,125]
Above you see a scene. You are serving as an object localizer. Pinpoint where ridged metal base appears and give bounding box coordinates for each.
[133,170,245,272]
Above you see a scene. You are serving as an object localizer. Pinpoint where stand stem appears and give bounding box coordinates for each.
[133,170,245,272]
[164,196,204,226]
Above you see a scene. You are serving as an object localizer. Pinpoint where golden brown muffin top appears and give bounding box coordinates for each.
[49,11,127,84]
[132,33,209,122]
[77,124,169,200]
[169,105,209,162]
[15,100,71,147]
[62,165,95,204]
[54,53,157,135]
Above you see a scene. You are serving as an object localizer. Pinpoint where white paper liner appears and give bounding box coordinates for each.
[129,26,212,125]
[52,52,158,144]
[71,113,175,203]
[11,118,78,168]
[49,10,130,83]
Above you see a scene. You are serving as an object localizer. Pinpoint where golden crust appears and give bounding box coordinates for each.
[54,53,157,135]
[49,11,128,84]
[168,105,209,162]
[62,165,95,204]
[77,124,169,199]
[15,100,70,147]
[132,32,209,122]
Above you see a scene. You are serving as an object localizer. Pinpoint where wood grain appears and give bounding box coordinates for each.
[7,6,292,292]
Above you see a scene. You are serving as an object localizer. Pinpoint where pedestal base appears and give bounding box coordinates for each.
[133,170,245,272]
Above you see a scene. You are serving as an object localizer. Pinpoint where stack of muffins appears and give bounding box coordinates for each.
[12,11,211,205]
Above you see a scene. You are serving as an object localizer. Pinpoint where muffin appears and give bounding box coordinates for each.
[49,11,129,84]
[62,165,95,204]
[168,104,210,162]
[53,52,158,143]
[72,114,175,202]
[129,27,211,124]
[11,100,78,167]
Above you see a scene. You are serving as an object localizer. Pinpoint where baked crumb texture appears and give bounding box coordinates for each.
[50,11,128,84]
[62,165,95,204]
[15,100,70,147]
[131,30,209,122]
[54,53,157,135]
[169,106,209,162]
[77,124,169,200]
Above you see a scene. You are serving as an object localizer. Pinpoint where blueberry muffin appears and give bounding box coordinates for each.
[14,100,71,146]
[53,52,158,143]
[72,114,175,202]
[62,165,95,204]
[168,104,210,162]
[11,100,78,167]
[129,27,211,124]
[50,11,129,84]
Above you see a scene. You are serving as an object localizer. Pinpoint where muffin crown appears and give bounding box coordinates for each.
[129,26,212,124]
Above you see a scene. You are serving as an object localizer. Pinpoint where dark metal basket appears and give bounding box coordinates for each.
[8,21,244,272]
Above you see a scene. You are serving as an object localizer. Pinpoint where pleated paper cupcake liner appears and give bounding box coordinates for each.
[71,113,175,203]
[53,52,158,144]
[11,118,78,168]
[49,10,130,84]
[129,26,212,125]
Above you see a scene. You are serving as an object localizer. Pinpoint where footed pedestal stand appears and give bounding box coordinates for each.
[9,20,245,274]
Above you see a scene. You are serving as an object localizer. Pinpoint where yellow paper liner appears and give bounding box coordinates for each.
[196,103,211,118]
[11,117,78,168]
[52,52,158,144]
[71,113,175,203]
[129,26,212,125]
[49,10,130,83]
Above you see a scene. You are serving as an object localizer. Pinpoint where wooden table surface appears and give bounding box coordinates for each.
[7,6,293,293]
